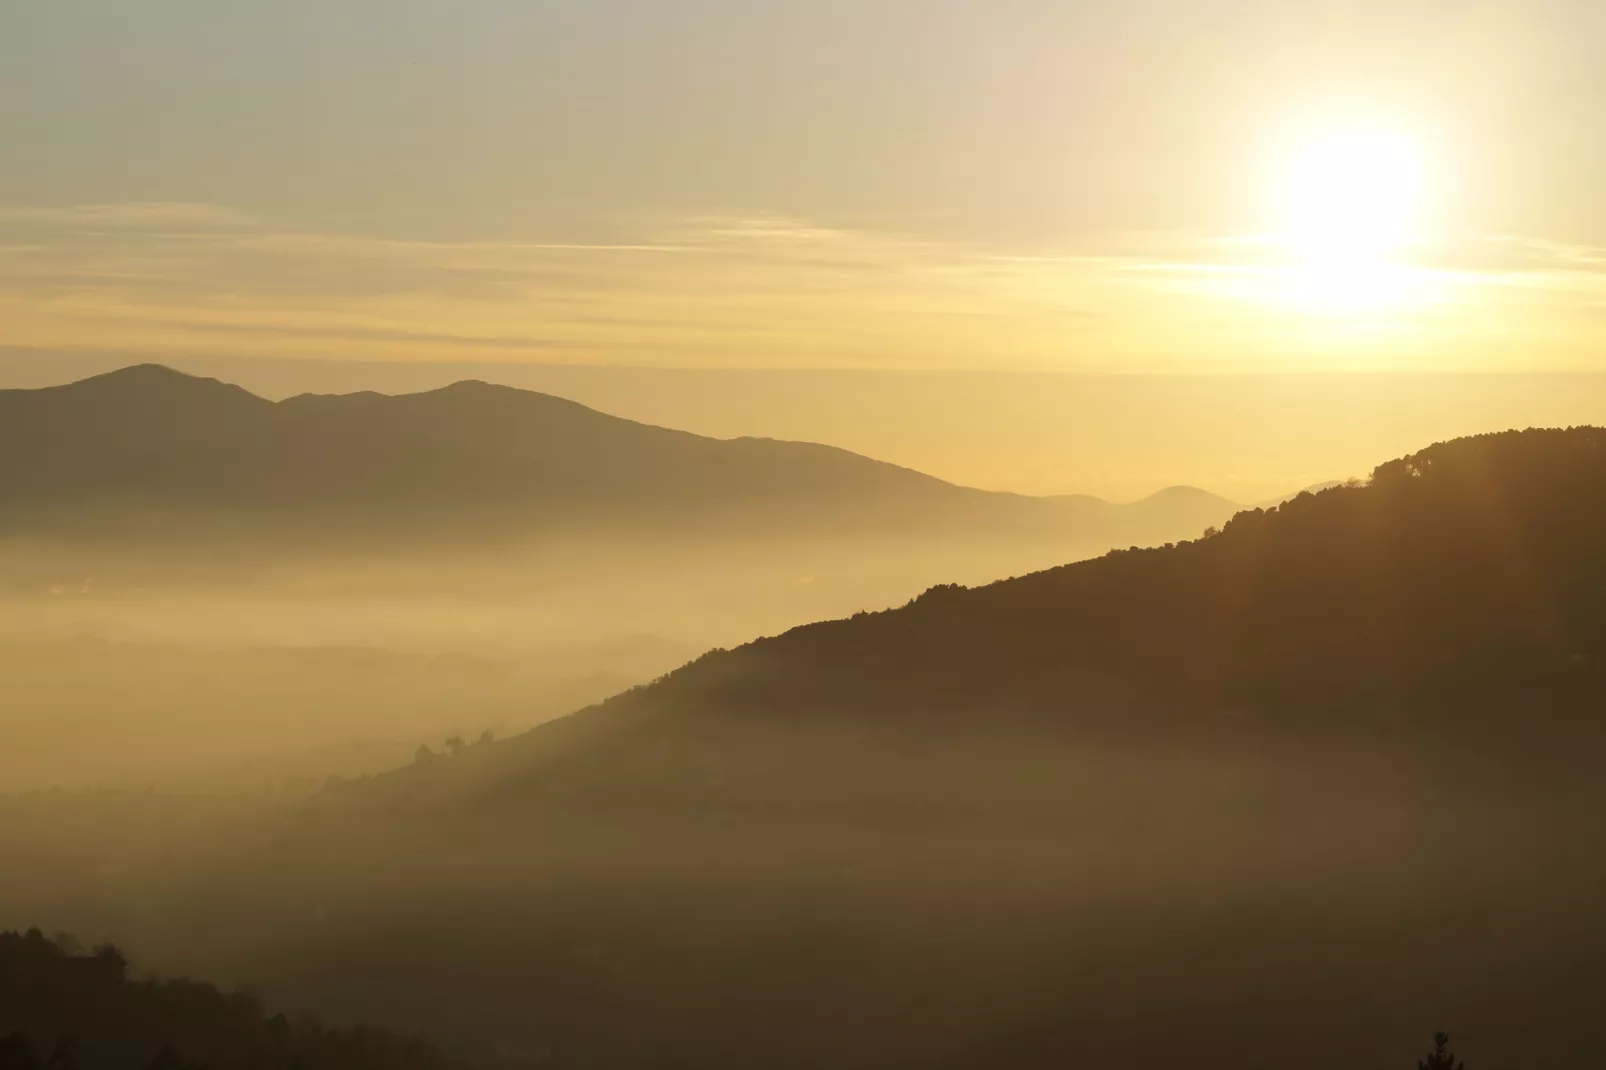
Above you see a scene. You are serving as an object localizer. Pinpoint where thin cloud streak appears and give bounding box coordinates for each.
[2,203,1604,373]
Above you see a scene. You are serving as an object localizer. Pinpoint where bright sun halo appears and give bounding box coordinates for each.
[1278,127,1425,266]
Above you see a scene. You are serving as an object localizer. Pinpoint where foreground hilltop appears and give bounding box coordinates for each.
[0,364,1236,541]
[626,424,1606,720]
[372,425,1606,809]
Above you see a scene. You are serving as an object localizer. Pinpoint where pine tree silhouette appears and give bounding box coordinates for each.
[1419,1031,1465,1070]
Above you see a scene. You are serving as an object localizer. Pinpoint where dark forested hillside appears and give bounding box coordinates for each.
[0,929,453,1070]
[334,426,1606,817]
[594,425,1606,725]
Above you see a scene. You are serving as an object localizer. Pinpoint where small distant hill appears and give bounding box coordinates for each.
[0,365,1238,542]
[1254,481,1346,509]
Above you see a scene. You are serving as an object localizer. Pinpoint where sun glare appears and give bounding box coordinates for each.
[1278,127,1424,265]
[1262,125,1431,312]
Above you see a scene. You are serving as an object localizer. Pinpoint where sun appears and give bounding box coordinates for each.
[1258,125,1432,311]
[1277,127,1425,266]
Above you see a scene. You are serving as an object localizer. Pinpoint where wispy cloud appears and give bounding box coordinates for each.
[3,202,1604,373]
[0,202,259,231]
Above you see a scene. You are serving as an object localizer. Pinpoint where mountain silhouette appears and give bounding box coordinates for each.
[0,365,1239,540]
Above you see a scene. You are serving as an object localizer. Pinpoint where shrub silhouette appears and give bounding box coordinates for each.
[1419,1031,1465,1070]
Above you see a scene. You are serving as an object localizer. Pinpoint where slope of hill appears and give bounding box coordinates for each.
[0,365,1238,541]
[355,426,1606,813]
[602,426,1606,716]
[8,430,1606,1070]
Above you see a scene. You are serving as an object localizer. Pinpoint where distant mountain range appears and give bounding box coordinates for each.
[0,364,1241,543]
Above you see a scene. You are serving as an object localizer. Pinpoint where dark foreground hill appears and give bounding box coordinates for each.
[362,425,1606,815]
[0,929,453,1070]
[621,424,1606,722]
[0,364,1236,541]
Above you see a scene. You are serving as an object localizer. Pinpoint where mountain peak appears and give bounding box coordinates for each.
[80,363,212,387]
[397,379,619,422]
[55,364,267,408]
[1138,485,1237,506]
[422,379,573,403]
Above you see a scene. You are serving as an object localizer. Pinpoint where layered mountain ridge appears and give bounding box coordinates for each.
[0,364,1240,542]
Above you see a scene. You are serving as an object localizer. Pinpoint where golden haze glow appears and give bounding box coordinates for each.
[3,3,1606,380]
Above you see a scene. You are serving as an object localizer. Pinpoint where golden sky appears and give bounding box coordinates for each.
[3,2,1606,496]
[4,1,1606,373]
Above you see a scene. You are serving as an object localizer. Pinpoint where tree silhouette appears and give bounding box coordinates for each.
[0,1033,40,1070]
[1419,1031,1465,1070]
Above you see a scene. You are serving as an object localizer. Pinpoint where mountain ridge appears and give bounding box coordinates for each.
[0,365,1242,542]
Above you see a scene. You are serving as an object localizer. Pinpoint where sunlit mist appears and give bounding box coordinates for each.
[5,3,1606,1070]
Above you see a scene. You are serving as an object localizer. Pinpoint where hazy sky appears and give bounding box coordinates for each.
[4,1,1605,371]
[4,2,1606,497]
